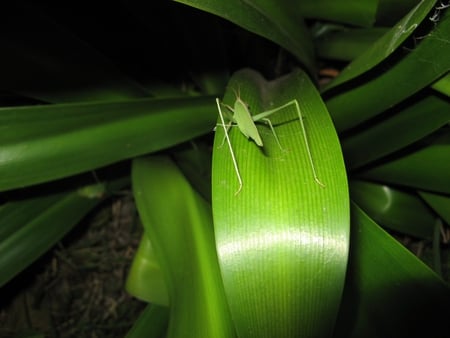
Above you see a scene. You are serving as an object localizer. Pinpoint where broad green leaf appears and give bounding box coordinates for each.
[212,69,348,337]
[174,0,315,72]
[132,156,235,338]
[419,191,450,225]
[350,180,437,239]
[334,203,450,338]
[323,0,436,92]
[0,96,216,191]
[125,304,169,338]
[126,232,169,306]
[360,131,450,194]
[342,94,450,170]
[0,187,106,288]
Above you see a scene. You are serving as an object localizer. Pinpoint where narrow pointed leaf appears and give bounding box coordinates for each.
[212,69,349,337]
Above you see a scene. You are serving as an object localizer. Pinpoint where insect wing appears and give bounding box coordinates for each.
[233,98,263,146]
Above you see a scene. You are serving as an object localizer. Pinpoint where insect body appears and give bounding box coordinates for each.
[223,93,264,146]
[216,90,324,194]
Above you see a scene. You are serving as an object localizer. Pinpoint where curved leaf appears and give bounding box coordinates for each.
[0,96,216,191]
[132,156,235,338]
[174,0,315,72]
[126,232,169,306]
[350,180,436,239]
[212,69,349,337]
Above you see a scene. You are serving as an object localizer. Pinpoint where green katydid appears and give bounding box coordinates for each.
[216,89,325,194]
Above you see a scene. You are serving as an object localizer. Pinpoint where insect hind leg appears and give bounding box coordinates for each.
[260,117,286,151]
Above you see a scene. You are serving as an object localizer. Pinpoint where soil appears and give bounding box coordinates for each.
[0,193,147,338]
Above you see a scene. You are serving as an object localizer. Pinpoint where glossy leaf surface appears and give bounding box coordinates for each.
[0,97,215,191]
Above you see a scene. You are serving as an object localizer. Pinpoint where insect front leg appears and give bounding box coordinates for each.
[215,98,243,194]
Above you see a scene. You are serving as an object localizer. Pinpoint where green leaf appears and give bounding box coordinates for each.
[323,0,436,92]
[174,0,315,72]
[0,194,61,240]
[342,94,450,170]
[212,69,349,337]
[350,180,437,239]
[334,203,450,338]
[432,71,450,97]
[325,2,450,132]
[0,96,216,191]
[360,131,450,194]
[132,156,235,338]
[0,191,96,287]
[126,232,169,306]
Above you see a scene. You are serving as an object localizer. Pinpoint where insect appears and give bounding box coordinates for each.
[215,89,325,194]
